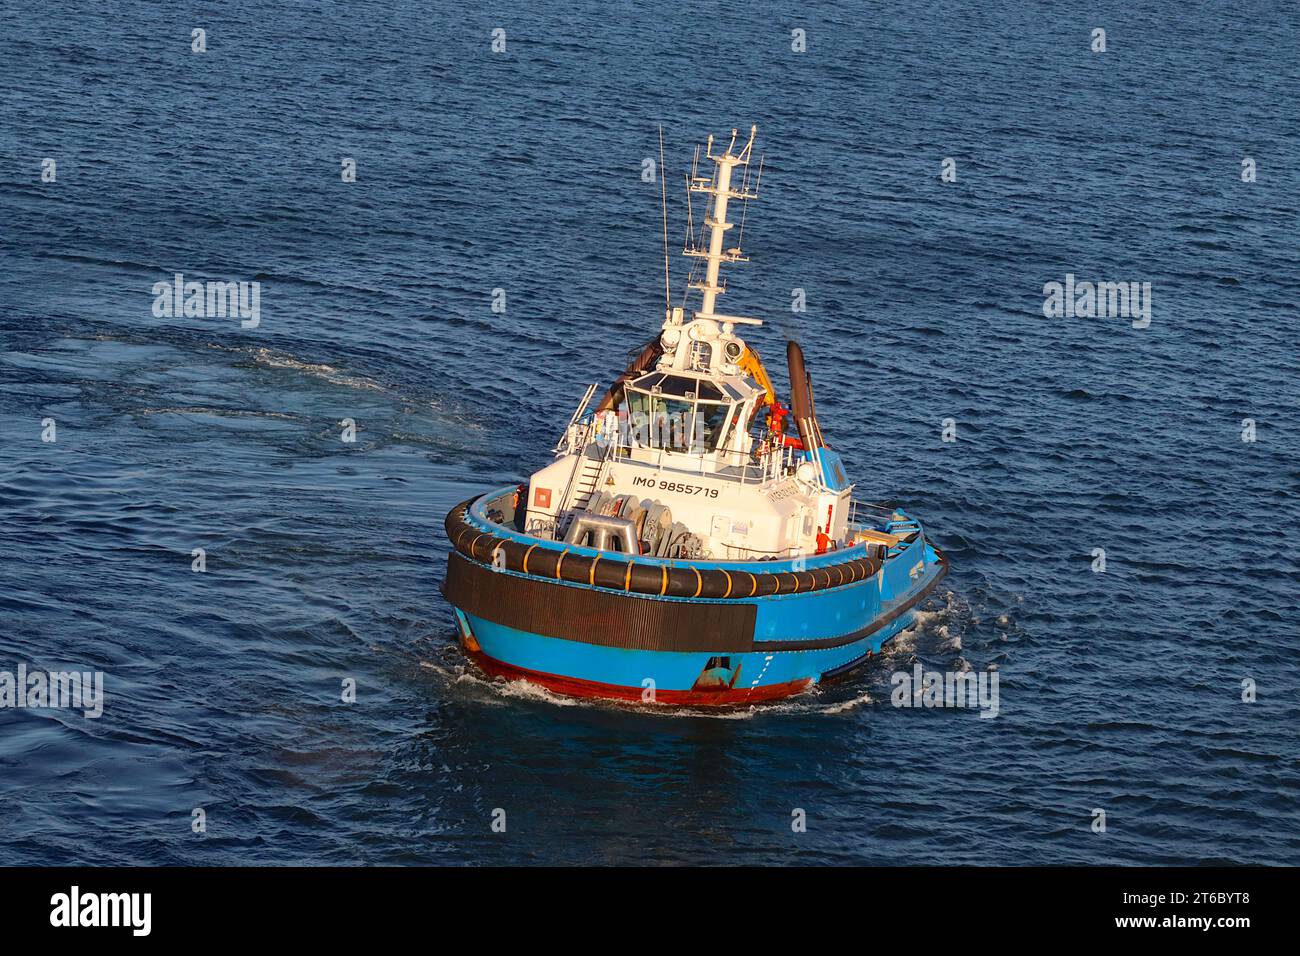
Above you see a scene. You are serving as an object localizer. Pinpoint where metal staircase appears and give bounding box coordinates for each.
[570,455,606,511]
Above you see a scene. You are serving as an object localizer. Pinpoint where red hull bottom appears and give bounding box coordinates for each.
[463,645,814,707]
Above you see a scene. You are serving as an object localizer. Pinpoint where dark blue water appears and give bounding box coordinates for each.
[2,0,1298,865]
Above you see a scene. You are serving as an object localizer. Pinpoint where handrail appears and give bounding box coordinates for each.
[555,419,596,512]
[553,384,599,455]
[848,498,897,528]
[607,443,775,484]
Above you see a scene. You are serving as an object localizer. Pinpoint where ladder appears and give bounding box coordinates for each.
[569,455,606,511]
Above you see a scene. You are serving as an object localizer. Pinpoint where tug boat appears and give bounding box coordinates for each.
[442,126,947,706]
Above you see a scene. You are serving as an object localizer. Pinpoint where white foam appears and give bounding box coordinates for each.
[821,690,875,714]
[417,659,877,719]
[246,347,387,392]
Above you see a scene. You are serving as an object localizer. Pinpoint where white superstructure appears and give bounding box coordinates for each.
[521,126,856,561]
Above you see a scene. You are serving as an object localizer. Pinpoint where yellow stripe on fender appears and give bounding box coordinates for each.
[691,566,703,598]
[468,532,488,560]
[555,549,569,579]
[522,544,538,574]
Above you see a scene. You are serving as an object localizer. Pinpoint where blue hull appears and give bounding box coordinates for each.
[444,488,948,705]
[455,599,925,705]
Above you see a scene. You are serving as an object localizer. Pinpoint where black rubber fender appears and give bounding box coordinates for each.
[445,496,884,600]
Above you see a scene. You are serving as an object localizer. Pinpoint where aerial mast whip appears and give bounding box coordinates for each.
[659,126,671,315]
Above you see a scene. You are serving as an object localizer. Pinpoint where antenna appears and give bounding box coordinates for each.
[680,166,696,311]
[659,126,671,313]
[735,152,762,250]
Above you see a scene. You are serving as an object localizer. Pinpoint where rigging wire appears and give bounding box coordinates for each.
[659,126,671,312]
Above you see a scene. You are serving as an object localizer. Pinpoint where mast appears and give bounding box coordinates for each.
[684,126,761,325]
[657,126,764,374]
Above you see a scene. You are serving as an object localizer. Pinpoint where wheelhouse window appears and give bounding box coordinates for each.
[696,401,731,451]
[650,395,695,451]
[624,372,736,454]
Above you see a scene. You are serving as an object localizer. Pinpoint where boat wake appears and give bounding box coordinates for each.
[241,346,390,394]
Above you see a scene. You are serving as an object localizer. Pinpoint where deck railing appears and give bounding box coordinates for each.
[558,409,805,487]
[848,498,896,529]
